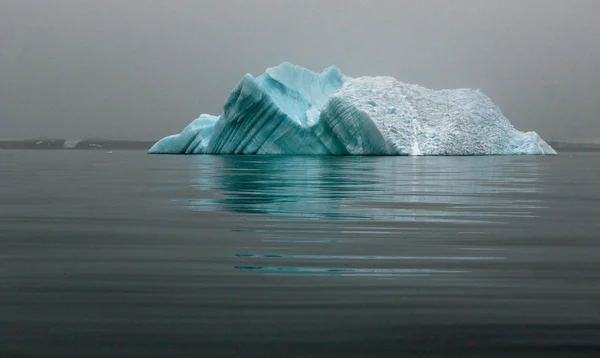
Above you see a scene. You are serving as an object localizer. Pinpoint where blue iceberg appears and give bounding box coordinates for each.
[149,63,556,155]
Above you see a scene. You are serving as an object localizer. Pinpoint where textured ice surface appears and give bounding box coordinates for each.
[148,114,218,154]
[149,63,555,155]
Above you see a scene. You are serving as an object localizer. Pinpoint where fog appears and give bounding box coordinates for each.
[1,0,599,141]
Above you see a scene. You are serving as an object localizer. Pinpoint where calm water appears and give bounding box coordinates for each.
[1,151,600,357]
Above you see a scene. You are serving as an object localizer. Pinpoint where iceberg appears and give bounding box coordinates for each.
[149,63,556,155]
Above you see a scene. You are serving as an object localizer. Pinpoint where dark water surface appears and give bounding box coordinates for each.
[1,151,600,357]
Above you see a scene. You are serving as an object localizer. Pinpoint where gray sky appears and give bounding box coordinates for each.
[1,0,599,141]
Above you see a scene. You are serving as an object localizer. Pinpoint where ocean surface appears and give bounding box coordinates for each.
[1,150,600,357]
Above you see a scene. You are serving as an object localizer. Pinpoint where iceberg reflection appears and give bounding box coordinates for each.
[181,155,543,224]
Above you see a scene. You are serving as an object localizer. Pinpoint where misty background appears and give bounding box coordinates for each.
[1,0,598,142]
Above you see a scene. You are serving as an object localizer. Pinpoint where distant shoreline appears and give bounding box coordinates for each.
[547,142,600,152]
[1,139,599,152]
[0,139,156,150]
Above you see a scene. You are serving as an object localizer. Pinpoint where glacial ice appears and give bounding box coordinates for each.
[149,63,556,155]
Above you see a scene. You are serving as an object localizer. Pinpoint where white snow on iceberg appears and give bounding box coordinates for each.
[149,63,556,155]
